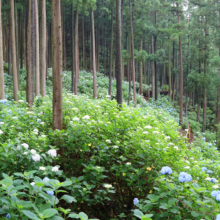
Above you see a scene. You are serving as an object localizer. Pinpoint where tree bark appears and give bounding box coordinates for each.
[155,10,158,100]
[0,0,5,99]
[35,0,40,96]
[52,0,62,130]
[91,9,97,99]
[178,4,183,125]
[109,6,114,98]
[116,0,123,106]
[71,3,75,93]
[139,37,143,95]
[130,0,136,107]
[74,8,79,95]
[10,0,18,102]
[168,36,171,98]
[82,11,86,70]
[40,0,46,97]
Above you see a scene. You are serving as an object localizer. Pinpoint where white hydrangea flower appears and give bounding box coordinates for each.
[82,115,90,120]
[39,166,46,171]
[143,131,149,135]
[205,177,211,181]
[30,149,37,155]
[23,152,28,155]
[30,182,35,186]
[40,122,45,125]
[144,125,152,129]
[106,139,111,143]
[32,154,40,162]
[126,162,131,165]
[0,130,3,134]
[113,146,119,149]
[12,117,18,119]
[174,146,179,150]
[52,166,59,172]
[104,184,112,188]
[21,143,29,149]
[17,145,21,150]
[184,166,190,169]
[41,135,46,138]
[165,136,170,140]
[47,149,57,158]
[153,131,160,134]
[213,185,219,189]
[72,117,80,121]
[0,122,4,124]
[18,100,24,103]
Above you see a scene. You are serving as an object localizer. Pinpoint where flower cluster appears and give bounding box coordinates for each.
[211,191,220,201]
[160,166,172,175]
[178,172,192,182]
[133,198,139,205]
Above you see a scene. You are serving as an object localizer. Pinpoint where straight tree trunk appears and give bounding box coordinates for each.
[151,36,155,98]
[91,9,97,99]
[71,3,75,93]
[155,10,158,100]
[35,0,40,96]
[178,4,183,125]
[109,6,114,98]
[40,0,46,97]
[113,58,115,80]
[168,36,172,98]
[0,0,5,99]
[82,11,86,70]
[26,0,35,108]
[52,0,62,130]
[10,0,18,102]
[139,37,143,95]
[74,8,79,95]
[130,0,136,107]
[116,0,123,106]
[203,19,208,132]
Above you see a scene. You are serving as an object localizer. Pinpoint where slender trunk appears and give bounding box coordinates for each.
[82,11,86,70]
[35,0,40,96]
[151,36,155,98]
[62,5,66,70]
[202,19,208,132]
[0,0,4,99]
[74,8,79,95]
[155,10,158,100]
[109,6,114,97]
[91,9,97,99]
[178,4,183,125]
[130,0,136,107]
[52,0,62,130]
[168,36,171,97]
[10,0,18,102]
[128,35,131,105]
[40,0,46,97]
[71,3,74,93]
[197,41,202,122]
[113,58,115,80]
[116,0,123,106]
[139,37,143,95]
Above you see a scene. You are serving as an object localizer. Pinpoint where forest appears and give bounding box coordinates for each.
[1,0,220,219]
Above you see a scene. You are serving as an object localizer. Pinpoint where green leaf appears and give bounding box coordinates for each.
[78,212,88,220]
[50,216,64,220]
[1,177,13,188]
[134,209,144,219]
[59,181,72,187]
[14,173,24,177]
[22,210,41,220]
[191,211,200,217]
[61,195,77,203]
[42,208,58,218]
[69,213,80,218]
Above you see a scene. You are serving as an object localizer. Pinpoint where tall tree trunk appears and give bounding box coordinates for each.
[197,41,202,122]
[74,8,79,95]
[151,36,155,98]
[113,57,115,80]
[91,9,97,99]
[116,0,122,106]
[130,0,136,107]
[71,3,75,93]
[0,0,5,99]
[52,0,62,130]
[109,6,114,98]
[168,36,171,97]
[82,11,86,70]
[10,0,18,102]
[40,0,46,97]
[154,10,158,100]
[139,37,143,95]
[27,0,35,108]
[202,19,208,132]
[8,12,12,76]
[178,4,183,125]
[62,5,66,70]
[35,0,40,96]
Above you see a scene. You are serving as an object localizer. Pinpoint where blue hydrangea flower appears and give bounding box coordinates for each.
[6,214,11,219]
[37,119,41,123]
[0,99,7,104]
[207,170,213,174]
[208,143,212,147]
[43,177,50,186]
[211,191,218,197]
[47,191,54,196]
[202,137,206,141]
[201,167,207,172]
[216,214,220,220]
[133,198,139,205]
[216,194,220,202]
[160,166,172,175]
[210,178,216,183]
[178,172,192,183]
